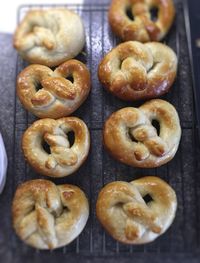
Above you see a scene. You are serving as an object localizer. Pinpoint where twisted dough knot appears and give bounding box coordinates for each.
[108,0,175,42]
[98,41,177,101]
[96,177,177,244]
[13,9,85,66]
[22,117,90,177]
[12,179,89,249]
[17,60,90,119]
[103,99,181,168]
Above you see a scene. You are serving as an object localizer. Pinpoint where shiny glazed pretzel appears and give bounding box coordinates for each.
[14,9,85,67]
[103,99,181,168]
[108,0,175,42]
[22,117,90,177]
[12,179,89,249]
[98,41,177,101]
[96,176,177,244]
[17,60,90,119]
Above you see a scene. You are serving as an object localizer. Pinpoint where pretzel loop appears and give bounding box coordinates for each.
[22,117,90,177]
[12,179,89,249]
[98,41,177,101]
[108,0,175,42]
[14,9,86,66]
[103,99,181,168]
[17,60,90,119]
[96,177,177,244]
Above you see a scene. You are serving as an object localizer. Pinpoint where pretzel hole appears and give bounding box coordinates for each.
[128,129,138,143]
[143,194,153,204]
[67,131,75,147]
[150,7,158,22]
[42,141,51,154]
[35,82,43,91]
[66,75,74,83]
[126,7,134,21]
[152,120,160,136]
[115,202,124,209]
[147,62,159,74]
[28,25,35,34]
[117,59,125,70]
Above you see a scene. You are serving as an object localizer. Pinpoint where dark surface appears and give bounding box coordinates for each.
[185,0,200,130]
[0,0,200,262]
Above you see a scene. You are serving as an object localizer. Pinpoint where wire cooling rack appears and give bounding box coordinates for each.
[1,0,200,262]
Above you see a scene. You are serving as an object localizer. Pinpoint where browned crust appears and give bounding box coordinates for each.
[17,59,91,119]
[96,176,177,244]
[98,41,177,101]
[108,0,175,42]
[22,117,90,178]
[103,99,181,168]
[12,179,89,249]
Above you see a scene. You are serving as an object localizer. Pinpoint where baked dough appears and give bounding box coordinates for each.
[96,176,177,244]
[103,99,181,168]
[17,60,91,119]
[22,117,90,177]
[109,0,175,42]
[12,179,89,249]
[14,8,85,66]
[98,41,177,101]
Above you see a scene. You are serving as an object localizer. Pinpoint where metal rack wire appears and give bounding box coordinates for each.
[9,0,200,260]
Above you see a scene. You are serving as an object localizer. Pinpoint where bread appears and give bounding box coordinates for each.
[96,176,177,244]
[12,179,89,249]
[103,99,181,168]
[98,41,177,101]
[108,0,175,42]
[22,117,90,177]
[14,8,85,66]
[17,60,91,119]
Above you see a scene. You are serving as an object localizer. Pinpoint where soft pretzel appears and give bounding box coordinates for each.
[98,41,177,101]
[22,117,90,177]
[12,179,89,249]
[17,60,91,119]
[108,0,175,42]
[103,99,181,168]
[14,9,85,66]
[96,176,177,244]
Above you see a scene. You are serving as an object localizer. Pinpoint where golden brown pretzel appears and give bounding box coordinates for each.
[14,9,85,66]
[22,117,90,177]
[108,0,175,42]
[98,41,177,101]
[103,99,181,168]
[96,176,177,244]
[17,60,91,119]
[12,179,89,249]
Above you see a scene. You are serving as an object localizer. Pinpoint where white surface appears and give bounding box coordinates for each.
[0,0,83,33]
[0,134,7,194]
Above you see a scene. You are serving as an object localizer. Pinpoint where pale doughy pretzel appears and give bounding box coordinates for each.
[14,9,85,66]
[109,0,175,42]
[12,179,89,249]
[22,117,90,177]
[17,60,91,119]
[98,41,177,101]
[96,176,177,244]
[103,99,181,168]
